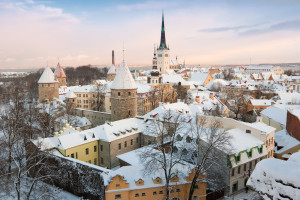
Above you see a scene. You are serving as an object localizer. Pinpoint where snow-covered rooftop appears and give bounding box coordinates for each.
[247,151,300,200]
[227,128,264,154]
[275,129,300,154]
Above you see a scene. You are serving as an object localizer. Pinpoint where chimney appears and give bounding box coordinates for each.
[112,50,115,65]
[195,96,200,103]
[210,93,214,100]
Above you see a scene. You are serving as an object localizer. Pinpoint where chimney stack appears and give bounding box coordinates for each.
[112,50,115,65]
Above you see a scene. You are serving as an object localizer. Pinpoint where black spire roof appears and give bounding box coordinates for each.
[158,12,169,50]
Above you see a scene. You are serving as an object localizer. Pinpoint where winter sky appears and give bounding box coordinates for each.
[0,0,300,68]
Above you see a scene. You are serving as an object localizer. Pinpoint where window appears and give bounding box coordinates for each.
[115,194,121,199]
[124,141,127,148]
[100,145,103,151]
[246,129,251,134]
[249,162,252,170]
[176,189,180,192]
[232,168,235,176]
[118,143,121,150]
[244,164,247,171]
[136,137,139,143]
[86,94,88,98]
[118,92,120,96]
[76,152,78,159]
[193,196,199,200]
[131,139,133,145]
[94,146,97,152]
[153,191,157,195]
[159,191,163,194]
[116,184,120,188]
[165,54,168,57]
[158,54,162,57]
[83,94,85,97]
[238,166,241,174]
[101,157,104,164]
[71,153,74,158]
[142,193,146,196]
[85,148,89,155]
[135,194,139,197]
[128,92,131,96]
[88,160,91,164]
[94,158,97,165]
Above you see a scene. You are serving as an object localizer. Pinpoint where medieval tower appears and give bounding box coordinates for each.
[157,12,170,74]
[107,50,117,81]
[110,60,137,121]
[54,62,67,87]
[38,67,59,102]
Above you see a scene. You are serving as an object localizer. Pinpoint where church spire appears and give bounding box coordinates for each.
[159,11,168,50]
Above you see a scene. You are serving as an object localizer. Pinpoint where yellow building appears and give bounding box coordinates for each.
[53,122,100,165]
[103,166,206,200]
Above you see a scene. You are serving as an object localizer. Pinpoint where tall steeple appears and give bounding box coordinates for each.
[156,12,170,74]
[159,11,168,50]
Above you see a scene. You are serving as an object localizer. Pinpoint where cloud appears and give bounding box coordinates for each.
[198,23,263,32]
[115,0,177,11]
[5,58,15,62]
[240,19,300,35]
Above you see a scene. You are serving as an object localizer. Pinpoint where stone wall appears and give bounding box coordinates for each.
[26,141,106,200]
[73,108,111,127]
[286,110,300,141]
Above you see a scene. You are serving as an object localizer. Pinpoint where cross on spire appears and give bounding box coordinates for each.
[122,42,126,61]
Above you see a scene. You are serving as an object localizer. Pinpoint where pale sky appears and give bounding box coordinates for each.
[0,0,300,69]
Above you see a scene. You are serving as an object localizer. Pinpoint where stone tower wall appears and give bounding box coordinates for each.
[57,77,66,87]
[110,88,137,121]
[38,83,59,102]
[107,74,116,82]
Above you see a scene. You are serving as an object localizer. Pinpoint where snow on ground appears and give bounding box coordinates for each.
[219,189,261,200]
[0,177,81,200]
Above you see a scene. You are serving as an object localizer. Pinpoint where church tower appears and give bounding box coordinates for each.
[38,67,59,102]
[54,62,67,87]
[107,50,117,81]
[157,12,170,74]
[147,45,162,86]
[110,60,137,121]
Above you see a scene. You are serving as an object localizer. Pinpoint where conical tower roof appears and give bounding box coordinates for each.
[54,62,66,78]
[38,67,58,84]
[111,61,137,90]
[107,64,117,74]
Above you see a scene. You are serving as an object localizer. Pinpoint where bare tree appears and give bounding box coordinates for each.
[221,89,245,119]
[222,68,235,81]
[37,102,58,137]
[182,116,232,200]
[92,83,105,112]
[139,110,188,200]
